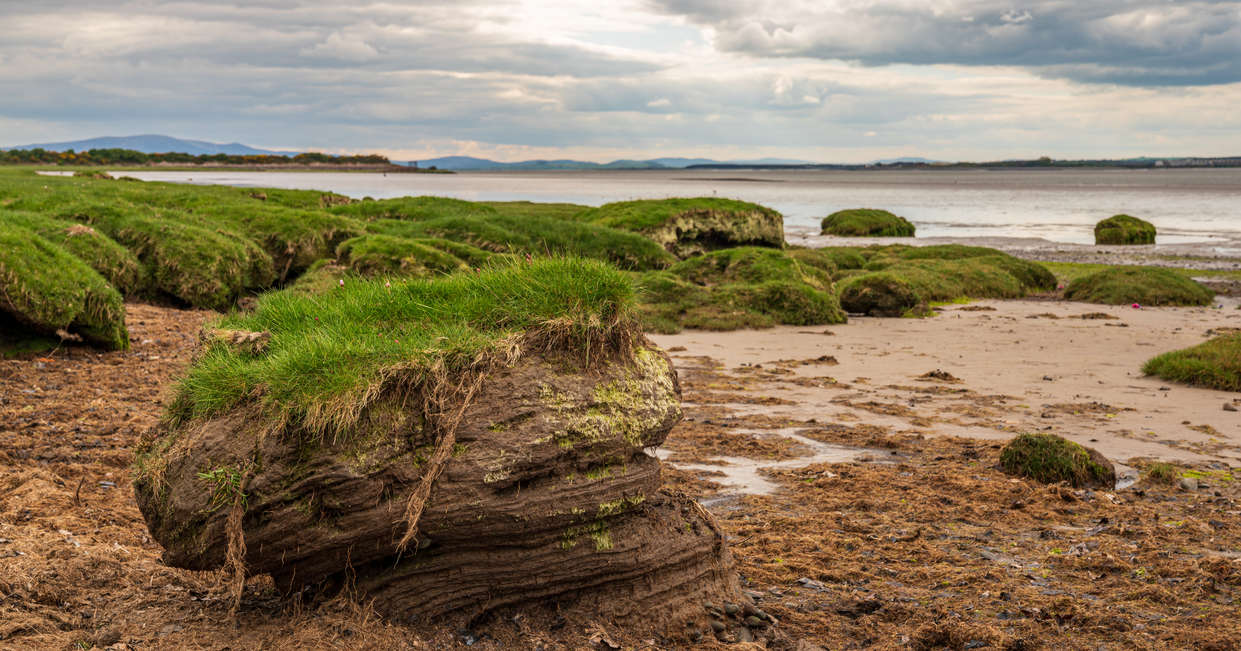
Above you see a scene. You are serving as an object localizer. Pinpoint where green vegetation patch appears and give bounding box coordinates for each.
[1095,214,1156,245]
[821,209,915,237]
[1143,333,1241,392]
[999,433,1115,488]
[579,197,784,258]
[1,210,148,295]
[1064,267,1213,306]
[331,196,494,222]
[480,201,589,221]
[837,272,921,317]
[165,258,637,436]
[365,213,674,271]
[0,222,128,350]
[335,235,472,277]
[635,247,846,333]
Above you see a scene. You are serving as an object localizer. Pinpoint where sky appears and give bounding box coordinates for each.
[1,1,1240,163]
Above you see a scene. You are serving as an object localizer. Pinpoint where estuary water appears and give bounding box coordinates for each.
[116,167,1241,248]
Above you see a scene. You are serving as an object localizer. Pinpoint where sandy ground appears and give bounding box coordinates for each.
[652,298,1241,474]
[5,300,1241,649]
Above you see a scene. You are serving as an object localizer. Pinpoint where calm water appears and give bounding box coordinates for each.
[118,168,1241,246]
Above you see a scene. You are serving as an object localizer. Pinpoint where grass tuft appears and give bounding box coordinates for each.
[999,433,1115,488]
[580,197,784,257]
[1142,333,1241,391]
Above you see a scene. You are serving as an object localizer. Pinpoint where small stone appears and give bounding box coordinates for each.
[724,602,741,616]
[743,589,763,602]
[1179,477,1199,491]
[708,619,726,633]
[745,615,767,628]
[1224,403,1238,412]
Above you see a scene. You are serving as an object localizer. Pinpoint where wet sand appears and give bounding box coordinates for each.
[653,298,1241,470]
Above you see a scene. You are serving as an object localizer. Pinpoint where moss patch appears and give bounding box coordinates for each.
[1143,333,1241,391]
[999,433,1115,488]
[821,209,915,237]
[1095,214,1156,245]
[1064,267,1214,306]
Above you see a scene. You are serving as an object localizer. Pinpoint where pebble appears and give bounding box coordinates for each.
[745,615,767,628]
[708,619,726,633]
[1225,403,1238,412]
[724,602,741,616]
[1179,477,1199,491]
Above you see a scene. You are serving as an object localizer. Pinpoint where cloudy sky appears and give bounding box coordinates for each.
[2,0,1239,162]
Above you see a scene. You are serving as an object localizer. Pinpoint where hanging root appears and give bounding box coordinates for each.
[224,490,248,617]
[396,369,489,553]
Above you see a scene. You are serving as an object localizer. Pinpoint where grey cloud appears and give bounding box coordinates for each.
[651,0,1241,86]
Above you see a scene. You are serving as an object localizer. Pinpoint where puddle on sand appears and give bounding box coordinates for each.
[656,428,898,498]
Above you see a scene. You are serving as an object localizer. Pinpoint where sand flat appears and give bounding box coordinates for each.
[653,298,1241,465]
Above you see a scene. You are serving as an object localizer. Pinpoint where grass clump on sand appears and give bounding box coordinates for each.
[1095,214,1156,245]
[821,209,915,237]
[999,433,1115,489]
[1142,333,1241,391]
[366,213,673,271]
[1142,462,1180,485]
[1064,267,1213,306]
[836,272,922,317]
[579,198,784,258]
[165,258,637,435]
[0,222,128,350]
[635,247,846,333]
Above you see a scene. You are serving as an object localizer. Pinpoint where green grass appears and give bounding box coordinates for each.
[165,258,637,437]
[1095,214,1156,245]
[0,221,128,350]
[633,247,846,333]
[330,196,494,222]
[821,209,915,237]
[480,200,589,221]
[1064,267,1214,306]
[1142,462,1180,485]
[364,213,674,271]
[999,433,1114,488]
[1,210,148,295]
[578,197,784,257]
[334,234,471,277]
[1143,334,1241,391]
[836,272,922,317]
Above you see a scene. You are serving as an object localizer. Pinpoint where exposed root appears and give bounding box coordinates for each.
[223,491,248,617]
[396,368,489,553]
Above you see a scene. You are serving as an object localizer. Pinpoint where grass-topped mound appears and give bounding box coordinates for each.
[866,244,1058,293]
[0,222,128,350]
[330,196,494,222]
[1063,267,1214,306]
[635,247,846,333]
[836,272,922,317]
[165,257,638,434]
[579,198,784,258]
[1095,214,1156,245]
[2,210,148,295]
[136,256,743,626]
[1143,333,1241,392]
[821,209,915,237]
[999,433,1115,489]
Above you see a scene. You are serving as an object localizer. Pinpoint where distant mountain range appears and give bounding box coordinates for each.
[3,134,299,157]
[411,155,820,170]
[3,134,955,169]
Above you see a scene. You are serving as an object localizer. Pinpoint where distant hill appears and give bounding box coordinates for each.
[414,155,817,170]
[871,157,943,165]
[3,134,299,157]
